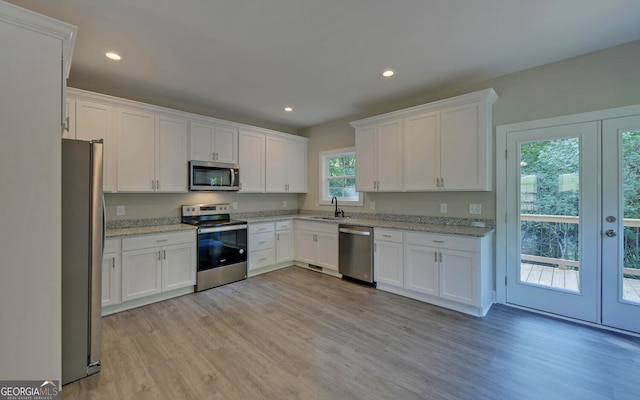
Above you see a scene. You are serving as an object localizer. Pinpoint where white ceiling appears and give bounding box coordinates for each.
[8,0,640,130]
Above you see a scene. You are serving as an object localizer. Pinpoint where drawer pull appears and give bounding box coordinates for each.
[382,234,392,238]
[259,257,267,261]
[156,239,169,243]
[432,240,444,243]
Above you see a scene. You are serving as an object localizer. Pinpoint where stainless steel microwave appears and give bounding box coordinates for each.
[189,161,240,191]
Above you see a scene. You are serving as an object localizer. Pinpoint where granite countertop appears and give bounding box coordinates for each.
[106,223,196,238]
[106,213,494,239]
[243,215,493,237]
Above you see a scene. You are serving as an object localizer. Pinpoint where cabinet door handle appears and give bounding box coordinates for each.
[435,252,438,262]
[151,180,156,190]
[163,250,166,260]
[158,251,162,260]
[112,259,115,269]
[277,234,280,240]
[374,243,377,252]
[63,116,70,132]
[439,252,443,263]
[156,180,160,190]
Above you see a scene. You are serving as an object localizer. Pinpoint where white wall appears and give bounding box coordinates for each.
[298,40,640,219]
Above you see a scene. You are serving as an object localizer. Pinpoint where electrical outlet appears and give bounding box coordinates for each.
[315,200,319,207]
[440,203,448,213]
[232,202,238,210]
[370,201,376,210]
[283,200,288,208]
[116,205,125,216]
[469,204,482,215]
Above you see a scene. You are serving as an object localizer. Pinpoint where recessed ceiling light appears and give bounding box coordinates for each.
[381,69,395,78]
[105,52,122,61]
[284,107,293,112]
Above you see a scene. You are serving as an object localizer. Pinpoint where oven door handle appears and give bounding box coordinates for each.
[199,224,248,234]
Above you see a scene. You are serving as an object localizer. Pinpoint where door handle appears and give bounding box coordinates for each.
[605,229,617,238]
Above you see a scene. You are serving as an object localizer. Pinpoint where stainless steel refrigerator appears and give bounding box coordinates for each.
[61,138,104,385]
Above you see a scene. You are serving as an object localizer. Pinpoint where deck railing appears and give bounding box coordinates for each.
[520,214,640,277]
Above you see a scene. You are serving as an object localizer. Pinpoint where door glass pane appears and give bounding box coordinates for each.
[622,131,640,303]
[519,138,580,293]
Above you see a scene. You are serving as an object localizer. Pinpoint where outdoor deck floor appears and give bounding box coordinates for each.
[520,263,640,303]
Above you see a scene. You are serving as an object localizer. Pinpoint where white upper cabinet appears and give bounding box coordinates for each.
[70,97,117,192]
[352,88,497,192]
[189,121,238,164]
[439,102,489,190]
[117,109,188,193]
[66,88,304,194]
[404,111,440,191]
[156,114,188,192]
[117,108,156,192]
[265,137,307,193]
[355,119,403,192]
[238,130,265,193]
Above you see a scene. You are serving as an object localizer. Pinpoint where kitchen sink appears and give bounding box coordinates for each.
[306,216,349,221]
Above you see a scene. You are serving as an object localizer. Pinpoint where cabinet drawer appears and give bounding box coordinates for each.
[249,222,274,235]
[249,231,274,251]
[375,228,403,243]
[104,238,121,253]
[122,230,195,251]
[276,220,292,231]
[405,232,477,252]
[296,220,338,234]
[249,248,275,270]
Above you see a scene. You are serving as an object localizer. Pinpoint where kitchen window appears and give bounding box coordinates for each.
[319,147,362,206]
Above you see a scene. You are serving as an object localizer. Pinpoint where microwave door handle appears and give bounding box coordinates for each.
[230,168,235,187]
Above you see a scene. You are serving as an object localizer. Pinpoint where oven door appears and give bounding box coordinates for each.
[197,225,247,271]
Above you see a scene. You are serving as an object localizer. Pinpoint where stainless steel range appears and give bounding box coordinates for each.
[182,204,247,291]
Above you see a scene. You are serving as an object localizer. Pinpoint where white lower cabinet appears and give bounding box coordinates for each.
[275,220,294,264]
[374,229,404,288]
[374,228,493,317]
[102,238,121,307]
[248,220,295,275]
[103,230,195,314]
[295,221,338,272]
[249,222,276,272]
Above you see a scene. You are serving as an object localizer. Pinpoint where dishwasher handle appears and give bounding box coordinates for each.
[339,227,371,236]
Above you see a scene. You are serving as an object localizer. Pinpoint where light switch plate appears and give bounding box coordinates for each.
[469,204,482,215]
[283,200,288,208]
[370,201,376,210]
[232,202,238,210]
[440,203,448,213]
[116,205,125,216]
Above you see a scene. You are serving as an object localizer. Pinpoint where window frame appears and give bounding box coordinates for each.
[318,147,363,206]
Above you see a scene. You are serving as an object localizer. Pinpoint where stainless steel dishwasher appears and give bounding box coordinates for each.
[338,224,374,285]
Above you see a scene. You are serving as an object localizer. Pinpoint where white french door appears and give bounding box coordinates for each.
[504,115,640,333]
[506,122,600,323]
[601,115,640,333]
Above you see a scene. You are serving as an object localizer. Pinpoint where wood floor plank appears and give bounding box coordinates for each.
[61,266,640,400]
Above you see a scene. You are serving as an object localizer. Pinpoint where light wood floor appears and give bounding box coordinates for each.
[62,267,640,400]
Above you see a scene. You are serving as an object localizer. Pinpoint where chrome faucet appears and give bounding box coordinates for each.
[331,196,344,218]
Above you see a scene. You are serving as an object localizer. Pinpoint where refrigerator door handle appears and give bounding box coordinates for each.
[89,140,104,371]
